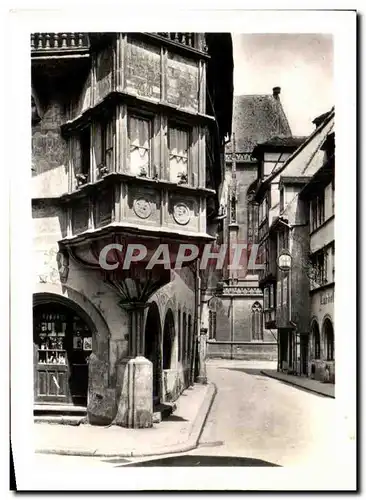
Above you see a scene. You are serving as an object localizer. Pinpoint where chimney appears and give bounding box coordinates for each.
[273,86,281,99]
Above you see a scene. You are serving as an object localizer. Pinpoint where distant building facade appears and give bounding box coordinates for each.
[203,87,295,360]
[253,108,335,382]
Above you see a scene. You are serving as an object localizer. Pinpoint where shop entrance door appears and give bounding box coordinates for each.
[33,304,92,406]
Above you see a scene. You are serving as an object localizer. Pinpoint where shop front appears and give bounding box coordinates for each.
[309,286,335,383]
[33,298,94,407]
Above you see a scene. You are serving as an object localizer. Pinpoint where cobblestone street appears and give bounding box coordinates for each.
[34,360,346,471]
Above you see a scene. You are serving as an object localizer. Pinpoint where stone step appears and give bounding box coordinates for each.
[34,404,87,416]
[34,402,177,425]
[34,415,87,426]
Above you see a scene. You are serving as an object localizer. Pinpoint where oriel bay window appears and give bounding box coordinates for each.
[127,115,152,177]
[168,125,190,184]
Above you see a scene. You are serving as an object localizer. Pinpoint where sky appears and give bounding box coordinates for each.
[232,34,334,136]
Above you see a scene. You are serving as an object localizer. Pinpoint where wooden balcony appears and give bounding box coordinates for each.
[149,32,207,54]
[31,33,90,58]
[155,33,195,47]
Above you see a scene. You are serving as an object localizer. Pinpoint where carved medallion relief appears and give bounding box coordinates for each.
[173,203,191,225]
[133,198,152,219]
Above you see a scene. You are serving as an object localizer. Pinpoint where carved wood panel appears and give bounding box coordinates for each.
[125,39,161,101]
[124,185,161,226]
[166,53,199,112]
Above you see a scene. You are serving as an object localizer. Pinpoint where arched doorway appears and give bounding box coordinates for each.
[33,298,94,406]
[163,309,175,370]
[144,302,161,403]
[311,320,321,360]
[323,318,334,361]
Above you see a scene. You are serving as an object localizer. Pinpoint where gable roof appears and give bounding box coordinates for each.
[226,93,292,154]
[254,107,335,201]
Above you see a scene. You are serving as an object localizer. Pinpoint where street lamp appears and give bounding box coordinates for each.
[276,250,293,373]
[277,251,292,272]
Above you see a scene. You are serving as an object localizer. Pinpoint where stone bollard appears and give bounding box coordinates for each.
[113,356,153,428]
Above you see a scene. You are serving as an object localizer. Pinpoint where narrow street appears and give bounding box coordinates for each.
[34,360,336,469]
[189,360,335,467]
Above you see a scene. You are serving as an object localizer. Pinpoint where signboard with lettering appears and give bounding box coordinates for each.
[125,39,161,101]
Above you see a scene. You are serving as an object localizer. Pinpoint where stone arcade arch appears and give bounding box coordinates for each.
[144,301,162,403]
[33,292,101,406]
[323,317,334,361]
[311,319,321,359]
[163,309,176,371]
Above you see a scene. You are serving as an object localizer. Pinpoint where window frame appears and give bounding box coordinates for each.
[127,113,153,178]
[100,115,114,174]
[168,123,192,185]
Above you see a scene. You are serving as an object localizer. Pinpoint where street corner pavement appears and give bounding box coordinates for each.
[34,382,216,458]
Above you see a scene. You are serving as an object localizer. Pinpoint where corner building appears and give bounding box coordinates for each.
[32,32,233,426]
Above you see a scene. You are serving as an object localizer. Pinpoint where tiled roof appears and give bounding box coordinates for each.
[226,94,292,154]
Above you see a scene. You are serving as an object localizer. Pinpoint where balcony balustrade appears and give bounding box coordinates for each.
[31,33,90,53]
[155,32,195,47]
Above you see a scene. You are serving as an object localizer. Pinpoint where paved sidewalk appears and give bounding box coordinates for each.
[35,383,216,458]
[261,370,335,398]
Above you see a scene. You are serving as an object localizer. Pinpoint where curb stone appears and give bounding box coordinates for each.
[35,383,217,458]
[260,370,335,399]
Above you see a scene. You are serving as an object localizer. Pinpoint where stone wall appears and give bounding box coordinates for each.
[207,341,277,360]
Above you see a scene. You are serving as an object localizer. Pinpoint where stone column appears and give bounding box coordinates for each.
[114,302,154,428]
[197,327,208,384]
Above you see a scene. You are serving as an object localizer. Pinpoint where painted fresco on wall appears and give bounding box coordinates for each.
[72,197,89,234]
[32,102,67,175]
[125,39,161,101]
[95,45,114,103]
[69,73,92,120]
[166,53,199,112]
